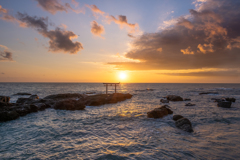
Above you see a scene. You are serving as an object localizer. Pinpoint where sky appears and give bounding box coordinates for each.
[0,0,240,83]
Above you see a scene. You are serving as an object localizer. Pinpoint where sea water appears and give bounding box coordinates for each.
[0,83,240,159]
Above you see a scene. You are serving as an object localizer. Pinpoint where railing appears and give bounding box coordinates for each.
[103,83,120,94]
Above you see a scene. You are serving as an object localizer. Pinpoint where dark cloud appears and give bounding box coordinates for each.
[90,21,105,38]
[0,51,13,61]
[128,34,136,38]
[16,12,83,54]
[161,70,240,77]
[108,0,240,71]
[1,72,4,75]
[35,0,83,14]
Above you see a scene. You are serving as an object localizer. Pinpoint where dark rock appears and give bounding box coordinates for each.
[34,103,48,111]
[0,96,10,103]
[199,92,218,95]
[217,101,232,108]
[16,98,30,104]
[14,93,31,95]
[13,104,38,116]
[184,98,191,101]
[185,103,196,106]
[175,118,193,132]
[54,99,85,110]
[166,95,183,101]
[173,115,184,121]
[225,97,236,103]
[85,93,132,106]
[0,111,20,122]
[44,93,85,100]
[147,105,173,118]
[160,99,169,103]
[214,99,223,102]
[29,95,39,100]
[146,88,154,91]
[0,102,14,108]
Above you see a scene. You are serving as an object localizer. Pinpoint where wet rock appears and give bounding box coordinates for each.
[185,103,196,106]
[34,103,50,111]
[173,115,184,121]
[44,93,85,100]
[54,99,85,110]
[12,104,38,116]
[160,99,169,103]
[14,93,31,95]
[217,101,232,108]
[147,105,173,118]
[29,95,39,100]
[0,96,10,103]
[16,98,31,104]
[166,95,183,101]
[0,102,14,108]
[0,111,20,122]
[175,118,193,132]
[184,98,191,101]
[199,92,218,95]
[85,93,132,106]
[225,97,236,103]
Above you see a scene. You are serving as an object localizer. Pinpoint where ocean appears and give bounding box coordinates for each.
[0,83,240,159]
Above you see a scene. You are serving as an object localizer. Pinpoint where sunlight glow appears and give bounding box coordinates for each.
[119,72,127,80]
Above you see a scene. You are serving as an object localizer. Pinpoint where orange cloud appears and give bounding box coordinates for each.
[90,21,105,38]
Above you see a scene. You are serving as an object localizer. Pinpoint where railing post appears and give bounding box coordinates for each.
[115,84,116,93]
[106,84,108,94]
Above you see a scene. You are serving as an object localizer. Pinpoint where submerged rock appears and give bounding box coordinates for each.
[173,115,184,121]
[199,92,218,95]
[147,105,173,118]
[160,99,169,103]
[175,118,193,132]
[217,101,232,108]
[85,93,132,106]
[225,97,236,103]
[14,93,31,95]
[0,96,10,103]
[29,95,39,100]
[184,98,191,101]
[166,95,183,101]
[54,99,85,110]
[185,103,196,106]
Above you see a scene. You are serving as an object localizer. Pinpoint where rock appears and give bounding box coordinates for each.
[85,93,133,106]
[175,118,193,132]
[0,96,10,103]
[166,95,183,101]
[54,99,85,110]
[14,93,31,95]
[214,99,223,102]
[184,98,191,101]
[185,103,196,106]
[0,102,14,108]
[199,92,218,95]
[147,105,173,118]
[16,98,30,104]
[217,101,232,108]
[173,115,184,121]
[225,97,236,103]
[160,99,169,103]
[146,88,154,91]
[0,111,20,122]
[44,93,85,100]
[29,95,39,100]
[34,103,49,111]
[13,104,38,116]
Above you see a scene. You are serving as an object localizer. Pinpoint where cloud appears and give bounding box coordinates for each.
[128,34,135,38]
[161,70,240,77]
[1,72,4,75]
[90,21,105,38]
[0,44,8,50]
[0,5,7,13]
[86,4,104,17]
[108,0,240,71]
[16,12,83,54]
[35,0,84,14]
[0,51,13,61]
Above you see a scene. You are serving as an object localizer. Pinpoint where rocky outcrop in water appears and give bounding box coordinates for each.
[54,99,85,110]
[0,93,133,122]
[166,95,183,101]
[160,99,169,103]
[85,93,132,106]
[0,96,10,103]
[184,98,191,101]
[173,115,193,132]
[217,101,232,108]
[147,105,173,118]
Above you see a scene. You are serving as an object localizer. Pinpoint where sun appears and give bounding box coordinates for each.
[119,72,127,80]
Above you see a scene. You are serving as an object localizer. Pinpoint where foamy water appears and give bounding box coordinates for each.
[0,83,240,159]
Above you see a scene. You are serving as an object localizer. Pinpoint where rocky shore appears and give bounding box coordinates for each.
[0,93,133,122]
